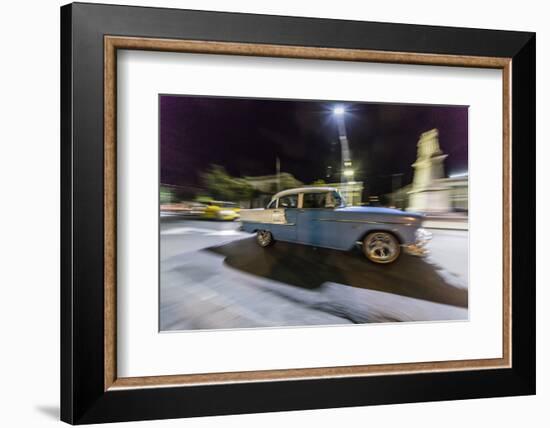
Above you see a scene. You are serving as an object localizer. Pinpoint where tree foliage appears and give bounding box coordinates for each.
[202,165,255,202]
[311,179,327,187]
[160,185,174,204]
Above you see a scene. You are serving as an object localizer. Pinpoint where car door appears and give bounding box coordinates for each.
[296,192,333,247]
[270,194,298,242]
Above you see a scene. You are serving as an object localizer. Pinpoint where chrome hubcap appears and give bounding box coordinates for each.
[365,233,398,262]
[257,230,272,246]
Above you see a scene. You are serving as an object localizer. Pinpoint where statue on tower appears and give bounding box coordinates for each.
[407,129,451,213]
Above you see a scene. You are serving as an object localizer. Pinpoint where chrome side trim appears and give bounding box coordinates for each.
[241,221,296,226]
[316,218,412,226]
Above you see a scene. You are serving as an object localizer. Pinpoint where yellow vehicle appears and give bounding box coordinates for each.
[201,201,241,221]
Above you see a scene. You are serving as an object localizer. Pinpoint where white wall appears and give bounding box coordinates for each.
[0,1,546,427]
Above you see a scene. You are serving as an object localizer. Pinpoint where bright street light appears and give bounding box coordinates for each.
[343,168,354,177]
[333,106,345,116]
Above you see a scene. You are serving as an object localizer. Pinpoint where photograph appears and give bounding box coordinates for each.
[159,95,470,331]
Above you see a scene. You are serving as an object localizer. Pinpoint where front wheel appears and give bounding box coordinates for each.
[256,230,274,247]
[363,232,400,264]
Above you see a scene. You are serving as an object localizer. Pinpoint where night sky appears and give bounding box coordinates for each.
[160,95,468,196]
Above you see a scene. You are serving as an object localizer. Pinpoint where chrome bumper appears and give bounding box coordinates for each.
[403,228,432,256]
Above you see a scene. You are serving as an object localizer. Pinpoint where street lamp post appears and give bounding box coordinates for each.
[333,106,353,182]
[333,106,356,205]
[334,106,354,182]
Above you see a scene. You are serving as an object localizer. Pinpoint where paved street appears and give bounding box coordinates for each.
[160,218,468,331]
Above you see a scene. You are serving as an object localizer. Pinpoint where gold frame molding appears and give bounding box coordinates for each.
[104,35,512,391]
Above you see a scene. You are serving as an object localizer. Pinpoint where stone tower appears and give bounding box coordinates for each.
[407,129,450,212]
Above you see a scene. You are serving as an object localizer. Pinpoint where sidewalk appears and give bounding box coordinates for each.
[423,215,468,231]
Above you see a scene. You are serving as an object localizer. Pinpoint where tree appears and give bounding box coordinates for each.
[279,173,302,191]
[160,185,174,204]
[311,179,327,187]
[202,165,254,202]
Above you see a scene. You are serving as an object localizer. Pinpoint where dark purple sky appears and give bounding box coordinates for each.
[160,95,468,195]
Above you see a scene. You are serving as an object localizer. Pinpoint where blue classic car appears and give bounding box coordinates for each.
[240,187,431,264]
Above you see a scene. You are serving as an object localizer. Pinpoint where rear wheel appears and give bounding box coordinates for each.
[363,232,400,264]
[256,230,274,247]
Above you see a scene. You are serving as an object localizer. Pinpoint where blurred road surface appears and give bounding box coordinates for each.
[160,218,468,331]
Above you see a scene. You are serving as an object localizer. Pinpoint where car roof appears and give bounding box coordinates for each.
[272,187,338,200]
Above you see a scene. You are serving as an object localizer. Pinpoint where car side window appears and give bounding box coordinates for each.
[267,200,276,209]
[278,194,297,208]
[302,192,328,209]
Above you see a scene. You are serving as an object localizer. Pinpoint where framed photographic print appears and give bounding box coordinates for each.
[60,2,535,424]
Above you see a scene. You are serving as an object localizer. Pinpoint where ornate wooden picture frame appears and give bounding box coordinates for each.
[61,2,535,424]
